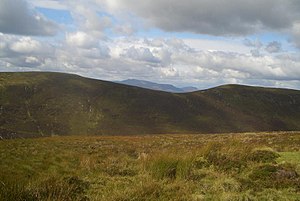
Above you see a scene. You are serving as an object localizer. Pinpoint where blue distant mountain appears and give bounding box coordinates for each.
[118,79,198,93]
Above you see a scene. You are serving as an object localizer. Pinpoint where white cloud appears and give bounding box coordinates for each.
[66,32,96,49]
[24,56,42,66]
[107,37,300,87]
[184,38,250,53]
[160,67,179,78]
[66,0,111,35]
[10,37,42,54]
[0,34,52,68]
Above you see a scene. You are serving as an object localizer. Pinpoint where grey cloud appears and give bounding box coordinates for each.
[0,0,59,36]
[291,23,300,49]
[3,56,44,68]
[78,46,111,59]
[113,24,135,36]
[154,49,172,66]
[265,41,282,53]
[250,49,261,57]
[144,38,164,47]
[123,46,161,64]
[112,0,299,36]
[244,39,263,48]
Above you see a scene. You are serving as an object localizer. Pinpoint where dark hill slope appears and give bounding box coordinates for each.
[0,72,300,138]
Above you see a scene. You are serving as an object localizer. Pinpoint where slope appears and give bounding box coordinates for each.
[0,72,300,138]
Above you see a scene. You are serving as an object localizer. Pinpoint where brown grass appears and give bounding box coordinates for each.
[0,131,300,200]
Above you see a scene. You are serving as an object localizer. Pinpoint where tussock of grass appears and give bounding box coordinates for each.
[202,142,249,172]
[247,147,280,163]
[145,153,194,180]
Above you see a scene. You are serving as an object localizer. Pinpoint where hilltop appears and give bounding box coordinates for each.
[0,72,300,138]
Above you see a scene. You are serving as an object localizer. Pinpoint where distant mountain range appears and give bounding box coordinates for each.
[117,79,198,93]
[1,72,300,138]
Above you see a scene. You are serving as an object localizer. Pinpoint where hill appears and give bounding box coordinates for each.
[0,72,300,138]
[118,79,198,93]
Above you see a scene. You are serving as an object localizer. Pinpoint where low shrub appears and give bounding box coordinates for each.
[247,148,280,163]
[249,164,300,190]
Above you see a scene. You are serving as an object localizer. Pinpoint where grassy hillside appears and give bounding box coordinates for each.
[0,132,299,200]
[0,72,300,138]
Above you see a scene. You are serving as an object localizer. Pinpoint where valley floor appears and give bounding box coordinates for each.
[0,132,300,200]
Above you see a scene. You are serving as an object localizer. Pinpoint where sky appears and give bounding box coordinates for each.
[0,0,300,89]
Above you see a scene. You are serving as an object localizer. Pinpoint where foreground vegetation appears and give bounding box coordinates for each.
[0,132,300,200]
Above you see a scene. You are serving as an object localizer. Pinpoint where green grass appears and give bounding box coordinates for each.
[0,132,300,200]
[278,152,300,164]
[278,152,300,173]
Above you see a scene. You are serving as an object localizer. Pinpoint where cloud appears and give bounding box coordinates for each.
[244,39,263,48]
[265,41,282,53]
[10,37,42,54]
[113,24,135,36]
[7,56,44,68]
[29,0,68,10]
[112,38,300,85]
[1,32,300,90]
[0,34,54,68]
[106,0,300,36]
[67,0,111,35]
[291,23,300,49]
[0,0,59,36]
[66,32,97,49]
[123,46,161,64]
[250,49,261,57]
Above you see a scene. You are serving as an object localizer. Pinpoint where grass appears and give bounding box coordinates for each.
[0,131,300,200]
